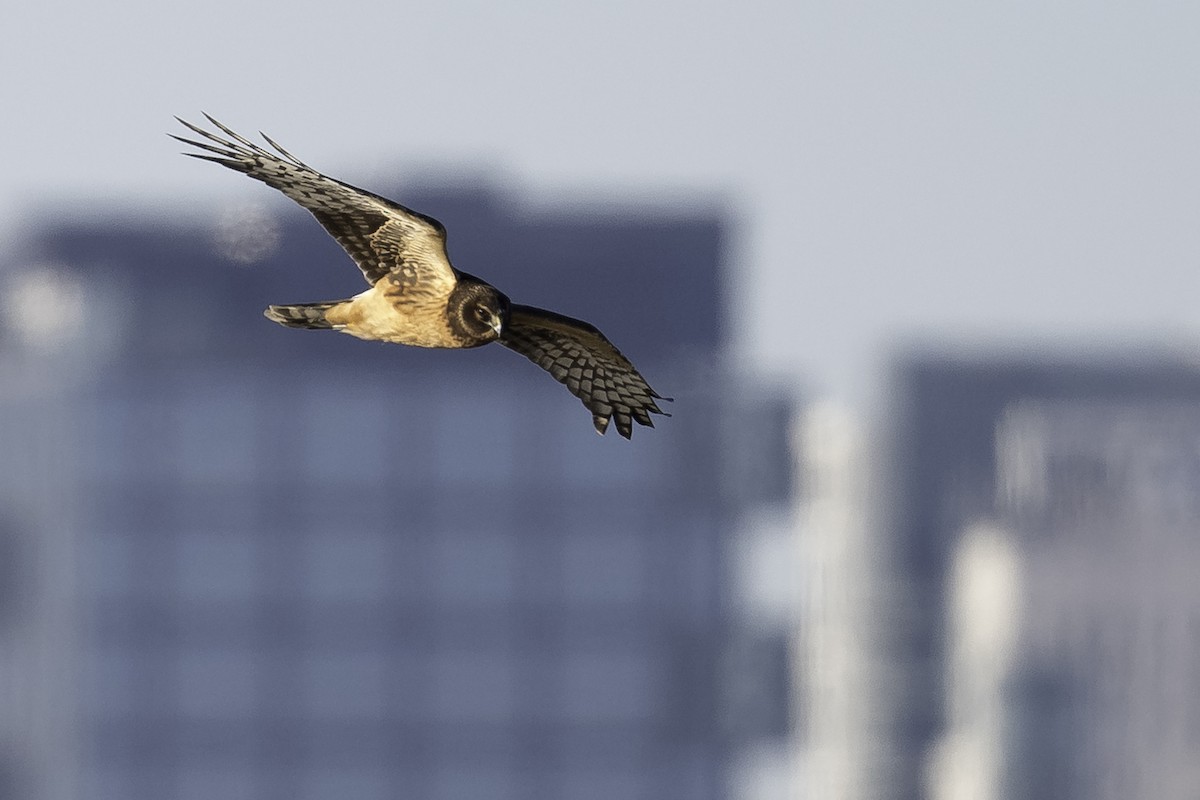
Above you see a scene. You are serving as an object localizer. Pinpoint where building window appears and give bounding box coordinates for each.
[176,646,260,720]
[301,382,393,485]
[83,646,140,719]
[558,769,642,800]
[552,406,658,489]
[431,648,516,724]
[300,649,389,722]
[176,531,257,604]
[173,374,259,486]
[298,767,390,800]
[178,764,257,800]
[434,763,515,800]
[561,527,646,606]
[430,529,517,607]
[432,393,518,484]
[563,649,657,724]
[301,530,391,603]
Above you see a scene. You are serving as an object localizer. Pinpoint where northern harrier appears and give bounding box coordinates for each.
[173,115,670,439]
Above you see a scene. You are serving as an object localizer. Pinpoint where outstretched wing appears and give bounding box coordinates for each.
[173,114,456,294]
[499,304,670,439]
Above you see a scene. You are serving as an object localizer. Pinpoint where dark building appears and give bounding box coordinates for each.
[0,183,792,800]
[887,351,1200,800]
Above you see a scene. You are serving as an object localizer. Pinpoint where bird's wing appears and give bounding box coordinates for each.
[173,114,456,293]
[499,304,670,439]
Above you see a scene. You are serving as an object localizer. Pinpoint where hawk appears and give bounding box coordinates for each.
[173,115,670,439]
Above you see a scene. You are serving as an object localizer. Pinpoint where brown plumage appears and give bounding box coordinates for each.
[173,114,670,438]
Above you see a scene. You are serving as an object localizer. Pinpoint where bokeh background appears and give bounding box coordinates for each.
[3,1,1200,798]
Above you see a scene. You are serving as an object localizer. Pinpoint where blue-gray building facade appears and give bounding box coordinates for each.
[888,354,1200,800]
[0,184,791,800]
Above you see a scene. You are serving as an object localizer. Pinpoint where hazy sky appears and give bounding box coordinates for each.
[5,0,1199,406]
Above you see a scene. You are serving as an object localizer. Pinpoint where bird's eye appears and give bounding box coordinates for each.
[476,306,489,319]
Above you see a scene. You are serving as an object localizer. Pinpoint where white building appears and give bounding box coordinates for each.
[795,403,905,800]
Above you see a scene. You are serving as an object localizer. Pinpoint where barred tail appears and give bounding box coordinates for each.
[264,302,341,330]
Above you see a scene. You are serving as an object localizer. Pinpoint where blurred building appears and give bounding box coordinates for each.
[795,353,1200,800]
[0,183,793,800]
[794,402,902,800]
[891,355,1200,800]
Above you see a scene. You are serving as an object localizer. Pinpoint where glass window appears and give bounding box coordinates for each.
[556,722,646,786]
[79,766,133,800]
[85,394,129,482]
[176,531,257,603]
[301,649,389,721]
[302,530,390,602]
[562,528,646,606]
[83,646,139,718]
[82,529,137,598]
[563,650,657,723]
[551,403,658,489]
[301,382,392,484]
[173,375,258,485]
[654,513,720,624]
[178,764,256,800]
[431,649,515,723]
[559,769,642,800]
[87,390,172,485]
[299,767,389,800]
[431,529,516,606]
[432,393,517,484]
[174,490,257,532]
[176,646,259,721]
[435,762,515,800]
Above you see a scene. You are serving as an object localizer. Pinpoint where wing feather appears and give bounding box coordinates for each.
[173,114,456,293]
[499,305,669,439]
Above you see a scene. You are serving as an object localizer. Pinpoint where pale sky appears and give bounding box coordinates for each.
[5,0,1200,407]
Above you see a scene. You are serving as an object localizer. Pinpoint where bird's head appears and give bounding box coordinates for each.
[449,280,510,345]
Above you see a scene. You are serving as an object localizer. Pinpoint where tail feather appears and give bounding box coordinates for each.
[264,302,341,330]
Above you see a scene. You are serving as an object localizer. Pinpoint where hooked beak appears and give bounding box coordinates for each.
[488,312,504,338]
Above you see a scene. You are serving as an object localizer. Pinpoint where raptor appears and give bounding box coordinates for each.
[173,115,670,439]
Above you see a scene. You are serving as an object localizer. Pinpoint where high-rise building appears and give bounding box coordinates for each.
[0,183,793,800]
[795,403,904,800]
[892,354,1200,800]
[792,400,912,800]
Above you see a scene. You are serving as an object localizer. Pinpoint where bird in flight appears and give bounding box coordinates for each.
[173,115,670,438]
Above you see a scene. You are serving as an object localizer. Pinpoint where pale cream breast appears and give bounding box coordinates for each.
[327,282,458,348]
